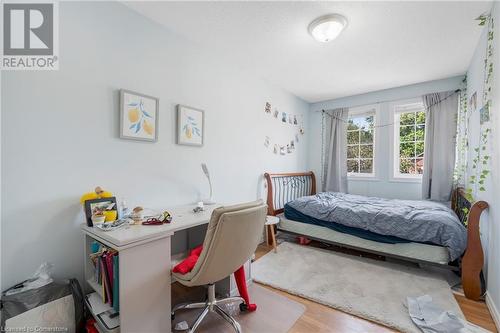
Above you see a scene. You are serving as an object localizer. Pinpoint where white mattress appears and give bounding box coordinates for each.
[277,214,450,265]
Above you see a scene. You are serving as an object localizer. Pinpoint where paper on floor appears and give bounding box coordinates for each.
[407,295,491,333]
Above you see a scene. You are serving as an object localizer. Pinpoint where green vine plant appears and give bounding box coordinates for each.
[463,14,494,208]
[477,13,489,26]
[453,77,468,189]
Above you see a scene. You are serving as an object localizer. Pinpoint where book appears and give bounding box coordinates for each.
[101,253,113,305]
[104,252,114,302]
[100,257,109,303]
[112,253,119,312]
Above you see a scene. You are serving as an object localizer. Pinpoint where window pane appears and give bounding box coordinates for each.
[350,116,373,131]
[400,142,415,158]
[415,141,425,157]
[347,131,359,144]
[347,113,376,175]
[416,112,426,125]
[395,105,425,177]
[348,120,359,131]
[360,159,373,173]
[347,145,359,158]
[360,130,373,143]
[365,116,374,129]
[400,112,415,125]
[399,158,413,174]
[347,159,359,173]
[399,158,423,175]
[416,158,424,174]
[399,125,415,141]
[360,144,373,158]
[415,124,425,141]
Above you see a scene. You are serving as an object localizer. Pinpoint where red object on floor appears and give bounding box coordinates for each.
[172,245,256,311]
[85,319,99,333]
[297,236,312,245]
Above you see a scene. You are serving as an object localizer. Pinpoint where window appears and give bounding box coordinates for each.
[393,103,426,178]
[347,112,375,175]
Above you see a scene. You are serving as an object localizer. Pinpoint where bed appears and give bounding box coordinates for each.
[264,171,488,300]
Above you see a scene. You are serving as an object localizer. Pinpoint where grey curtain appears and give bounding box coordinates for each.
[422,92,458,201]
[324,108,349,193]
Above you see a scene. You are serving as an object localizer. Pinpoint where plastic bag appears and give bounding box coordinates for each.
[5,262,54,296]
[1,278,85,333]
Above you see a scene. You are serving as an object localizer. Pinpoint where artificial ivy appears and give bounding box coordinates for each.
[453,77,468,188]
[465,13,495,203]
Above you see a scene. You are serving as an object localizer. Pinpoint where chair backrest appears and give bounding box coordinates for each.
[184,200,267,286]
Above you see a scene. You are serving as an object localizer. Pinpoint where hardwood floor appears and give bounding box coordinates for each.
[254,243,497,332]
[455,294,497,332]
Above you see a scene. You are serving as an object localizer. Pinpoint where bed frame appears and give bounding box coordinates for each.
[264,171,489,301]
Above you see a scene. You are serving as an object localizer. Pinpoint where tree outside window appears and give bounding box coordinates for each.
[347,114,375,175]
[397,110,425,175]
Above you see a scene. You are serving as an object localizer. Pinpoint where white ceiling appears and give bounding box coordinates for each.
[124,1,491,103]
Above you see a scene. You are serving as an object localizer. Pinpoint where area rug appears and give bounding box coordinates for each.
[252,242,464,333]
[171,283,305,332]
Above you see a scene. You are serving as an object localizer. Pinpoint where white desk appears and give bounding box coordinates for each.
[81,204,219,333]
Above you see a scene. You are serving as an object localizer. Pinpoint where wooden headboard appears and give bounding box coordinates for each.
[451,187,473,226]
[264,172,316,216]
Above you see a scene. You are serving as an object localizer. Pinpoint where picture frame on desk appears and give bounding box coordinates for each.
[84,197,117,227]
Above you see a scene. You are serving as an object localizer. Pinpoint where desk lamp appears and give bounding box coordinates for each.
[201,163,215,205]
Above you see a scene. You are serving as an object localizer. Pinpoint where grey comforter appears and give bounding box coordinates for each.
[287,192,467,261]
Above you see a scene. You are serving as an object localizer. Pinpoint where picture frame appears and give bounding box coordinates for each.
[84,197,117,227]
[120,89,159,142]
[176,104,205,146]
[480,103,490,124]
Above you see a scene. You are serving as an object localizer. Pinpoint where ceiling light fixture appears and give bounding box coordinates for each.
[308,14,347,43]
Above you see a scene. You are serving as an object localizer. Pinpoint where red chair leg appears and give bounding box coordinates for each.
[234,265,257,312]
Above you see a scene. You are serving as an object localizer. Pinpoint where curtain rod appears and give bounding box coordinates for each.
[313,89,461,113]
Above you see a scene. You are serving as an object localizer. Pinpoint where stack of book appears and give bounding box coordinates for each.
[90,243,119,312]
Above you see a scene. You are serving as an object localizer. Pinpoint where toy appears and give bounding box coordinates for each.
[80,186,114,204]
[130,206,144,223]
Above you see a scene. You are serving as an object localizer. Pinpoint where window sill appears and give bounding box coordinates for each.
[389,177,422,184]
[348,176,381,182]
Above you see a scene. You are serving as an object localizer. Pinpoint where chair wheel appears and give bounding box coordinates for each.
[171,312,175,320]
[239,302,248,312]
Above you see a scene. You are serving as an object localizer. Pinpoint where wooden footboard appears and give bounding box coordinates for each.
[264,173,489,300]
[452,188,489,301]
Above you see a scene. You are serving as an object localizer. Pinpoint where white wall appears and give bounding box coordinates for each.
[466,3,500,325]
[307,76,463,199]
[0,2,309,289]
[465,16,492,280]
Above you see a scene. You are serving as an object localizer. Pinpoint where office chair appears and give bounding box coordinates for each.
[171,200,267,333]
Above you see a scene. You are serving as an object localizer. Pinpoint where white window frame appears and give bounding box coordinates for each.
[390,98,426,182]
[347,104,379,180]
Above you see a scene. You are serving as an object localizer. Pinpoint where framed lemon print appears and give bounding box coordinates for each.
[120,90,159,142]
[177,104,204,146]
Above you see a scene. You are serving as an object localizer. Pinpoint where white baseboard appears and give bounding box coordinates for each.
[486,292,500,331]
